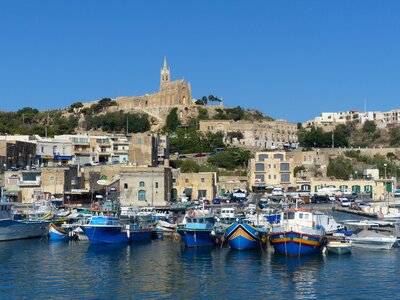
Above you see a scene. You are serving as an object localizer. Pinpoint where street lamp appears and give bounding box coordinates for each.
[384,163,387,179]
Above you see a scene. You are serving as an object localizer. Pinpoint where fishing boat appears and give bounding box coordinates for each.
[225,221,261,250]
[325,240,352,255]
[0,202,50,241]
[270,209,325,256]
[177,208,216,248]
[49,223,73,241]
[81,215,152,244]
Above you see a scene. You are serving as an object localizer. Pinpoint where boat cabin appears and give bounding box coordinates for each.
[281,210,315,230]
[0,203,13,219]
[185,216,215,230]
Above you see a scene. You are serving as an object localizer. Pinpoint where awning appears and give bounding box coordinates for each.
[4,190,21,195]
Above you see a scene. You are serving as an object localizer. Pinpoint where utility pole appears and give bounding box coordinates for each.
[331,116,335,149]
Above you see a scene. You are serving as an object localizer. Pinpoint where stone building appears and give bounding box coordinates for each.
[119,166,172,207]
[35,137,72,167]
[249,151,295,192]
[295,178,395,201]
[199,119,298,150]
[172,170,217,201]
[115,57,192,109]
[0,138,36,170]
[217,176,248,197]
[3,167,79,203]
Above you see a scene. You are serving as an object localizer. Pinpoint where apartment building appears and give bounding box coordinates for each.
[199,119,298,150]
[249,151,294,191]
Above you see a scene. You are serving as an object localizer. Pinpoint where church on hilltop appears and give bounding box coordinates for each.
[115,57,193,110]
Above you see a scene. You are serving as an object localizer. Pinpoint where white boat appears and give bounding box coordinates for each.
[326,240,352,255]
[0,202,50,241]
[155,220,177,232]
[313,211,345,234]
[348,230,397,250]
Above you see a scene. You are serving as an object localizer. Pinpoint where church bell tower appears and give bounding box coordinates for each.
[160,56,170,90]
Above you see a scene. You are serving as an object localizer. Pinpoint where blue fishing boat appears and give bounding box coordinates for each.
[49,223,73,241]
[225,221,261,250]
[177,208,216,248]
[270,209,325,256]
[81,216,152,244]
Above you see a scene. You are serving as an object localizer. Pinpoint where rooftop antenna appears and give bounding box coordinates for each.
[364,98,367,113]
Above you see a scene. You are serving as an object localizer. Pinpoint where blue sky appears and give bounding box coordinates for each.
[0,1,400,122]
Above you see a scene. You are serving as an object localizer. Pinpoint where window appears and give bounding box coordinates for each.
[255,164,265,172]
[137,137,142,145]
[124,183,128,189]
[155,182,159,188]
[139,181,145,187]
[258,154,268,161]
[255,174,265,182]
[185,178,189,183]
[280,163,290,171]
[201,178,205,183]
[281,174,290,182]
[274,153,284,161]
[299,213,303,219]
[138,190,146,201]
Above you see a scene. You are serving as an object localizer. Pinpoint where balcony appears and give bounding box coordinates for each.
[73,148,90,155]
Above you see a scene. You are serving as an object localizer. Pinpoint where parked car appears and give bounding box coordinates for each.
[193,153,206,157]
[178,155,188,159]
[357,201,371,208]
[310,195,330,204]
[394,189,400,198]
[340,198,351,207]
[212,198,221,205]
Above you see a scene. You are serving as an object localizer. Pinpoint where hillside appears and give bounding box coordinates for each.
[0,97,274,136]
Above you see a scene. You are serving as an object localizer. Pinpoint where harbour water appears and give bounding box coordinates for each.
[1,235,400,299]
[0,213,400,299]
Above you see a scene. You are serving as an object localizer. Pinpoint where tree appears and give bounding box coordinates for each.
[207,147,251,170]
[389,127,400,147]
[165,107,181,132]
[198,107,209,120]
[327,156,354,180]
[180,160,200,173]
[362,120,376,134]
[70,102,83,109]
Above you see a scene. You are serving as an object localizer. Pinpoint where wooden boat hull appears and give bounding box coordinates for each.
[225,222,260,250]
[270,231,323,256]
[177,229,215,248]
[0,219,50,241]
[49,223,72,241]
[82,226,152,244]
